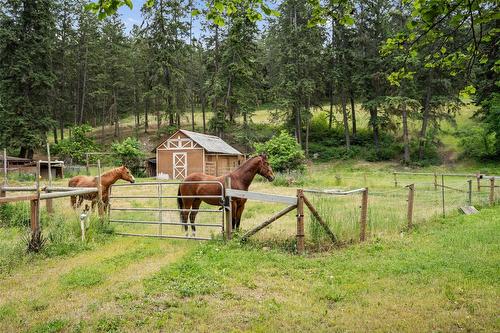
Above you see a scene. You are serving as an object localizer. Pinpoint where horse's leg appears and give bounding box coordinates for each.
[231,200,238,230]
[235,200,246,230]
[180,198,192,237]
[77,196,84,208]
[189,199,202,238]
[70,196,77,209]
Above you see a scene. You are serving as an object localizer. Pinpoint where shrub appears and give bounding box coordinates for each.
[111,137,146,175]
[254,130,305,172]
[457,125,497,160]
[309,144,362,162]
[0,202,30,228]
[51,125,98,164]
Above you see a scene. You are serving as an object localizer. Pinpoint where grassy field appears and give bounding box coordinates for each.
[1,163,499,331]
[0,199,498,331]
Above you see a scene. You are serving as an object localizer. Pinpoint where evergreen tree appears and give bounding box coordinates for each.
[0,0,57,157]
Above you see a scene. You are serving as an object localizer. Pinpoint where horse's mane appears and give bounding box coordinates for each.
[233,155,260,172]
[101,167,123,178]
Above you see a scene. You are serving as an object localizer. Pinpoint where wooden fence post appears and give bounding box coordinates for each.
[441,175,446,217]
[406,184,415,229]
[489,177,495,205]
[2,148,7,188]
[477,173,481,192]
[46,143,53,214]
[30,198,40,233]
[224,177,232,240]
[360,188,368,242]
[296,189,305,254]
[97,160,104,217]
[31,161,41,236]
[467,180,472,206]
[434,173,438,190]
[86,153,90,176]
[393,173,398,187]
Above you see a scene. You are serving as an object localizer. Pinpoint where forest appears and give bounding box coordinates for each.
[0,0,498,164]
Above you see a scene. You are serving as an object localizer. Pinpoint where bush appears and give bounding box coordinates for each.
[309,144,362,162]
[111,137,146,175]
[0,202,30,228]
[457,125,497,160]
[51,125,98,164]
[254,130,305,172]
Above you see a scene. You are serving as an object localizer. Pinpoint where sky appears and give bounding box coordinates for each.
[117,0,146,33]
[116,0,274,36]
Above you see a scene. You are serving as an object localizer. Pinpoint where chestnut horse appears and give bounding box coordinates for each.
[177,154,275,237]
[68,166,135,209]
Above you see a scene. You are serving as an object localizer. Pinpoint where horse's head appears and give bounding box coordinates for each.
[119,166,136,183]
[257,154,275,182]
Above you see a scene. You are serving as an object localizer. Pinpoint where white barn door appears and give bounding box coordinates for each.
[173,152,187,179]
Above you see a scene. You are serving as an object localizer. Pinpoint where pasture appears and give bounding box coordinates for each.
[0,162,499,332]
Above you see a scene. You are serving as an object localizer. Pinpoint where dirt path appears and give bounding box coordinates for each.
[0,236,193,332]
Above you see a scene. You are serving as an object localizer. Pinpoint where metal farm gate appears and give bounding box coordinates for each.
[108,181,225,240]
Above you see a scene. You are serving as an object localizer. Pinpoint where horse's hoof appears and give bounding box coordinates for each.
[191,232,196,238]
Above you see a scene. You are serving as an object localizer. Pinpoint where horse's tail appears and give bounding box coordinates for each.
[177,187,183,220]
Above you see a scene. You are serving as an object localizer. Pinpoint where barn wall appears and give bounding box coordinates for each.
[157,148,204,179]
[205,154,242,176]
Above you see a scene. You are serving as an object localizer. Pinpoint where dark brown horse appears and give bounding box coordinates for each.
[177,154,275,237]
[68,166,135,209]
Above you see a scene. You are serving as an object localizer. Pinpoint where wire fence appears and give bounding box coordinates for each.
[306,177,500,244]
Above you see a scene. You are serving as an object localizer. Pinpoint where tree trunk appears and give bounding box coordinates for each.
[101,104,105,145]
[418,82,432,159]
[53,127,58,144]
[402,106,410,164]
[19,147,26,158]
[144,96,149,134]
[329,84,334,129]
[295,106,301,144]
[306,96,311,157]
[60,118,64,140]
[156,98,161,134]
[201,94,206,133]
[350,91,356,136]
[191,94,195,131]
[79,46,88,124]
[341,91,350,148]
[369,107,380,151]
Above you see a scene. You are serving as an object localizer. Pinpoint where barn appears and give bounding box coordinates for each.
[155,129,244,179]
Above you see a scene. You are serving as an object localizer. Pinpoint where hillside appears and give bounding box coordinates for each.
[58,102,480,165]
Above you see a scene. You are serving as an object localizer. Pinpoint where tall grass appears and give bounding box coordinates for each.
[0,202,114,275]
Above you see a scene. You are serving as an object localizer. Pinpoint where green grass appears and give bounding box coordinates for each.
[0,202,498,331]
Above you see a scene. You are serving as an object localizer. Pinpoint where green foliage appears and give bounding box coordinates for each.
[308,113,399,162]
[51,125,98,164]
[254,130,305,172]
[457,125,497,160]
[111,137,145,175]
[0,0,56,155]
[0,203,30,228]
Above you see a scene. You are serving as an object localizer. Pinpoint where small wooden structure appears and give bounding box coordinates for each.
[24,161,64,179]
[0,154,64,179]
[145,158,157,177]
[155,130,244,179]
[0,155,33,169]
